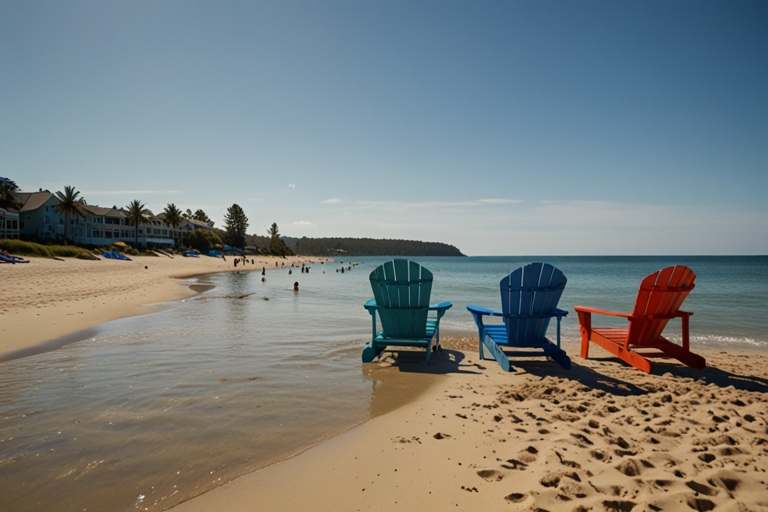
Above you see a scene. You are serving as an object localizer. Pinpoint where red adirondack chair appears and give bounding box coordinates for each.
[574,265,706,373]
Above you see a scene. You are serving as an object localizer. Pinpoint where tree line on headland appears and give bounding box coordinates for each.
[245,236,465,257]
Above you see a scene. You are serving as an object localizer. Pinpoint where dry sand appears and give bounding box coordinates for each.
[171,338,768,512]
[0,253,312,360]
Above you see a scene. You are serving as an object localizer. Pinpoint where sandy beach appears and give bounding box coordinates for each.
[0,254,311,360]
[2,257,768,511]
[170,340,768,511]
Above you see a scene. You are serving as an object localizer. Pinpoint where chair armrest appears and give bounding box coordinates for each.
[674,310,693,318]
[364,299,377,313]
[466,305,503,317]
[429,302,453,312]
[573,306,632,318]
[553,308,569,317]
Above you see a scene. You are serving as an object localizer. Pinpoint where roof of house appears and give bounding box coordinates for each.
[16,191,55,212]
[185,218,213,229]
[82,205,125,217]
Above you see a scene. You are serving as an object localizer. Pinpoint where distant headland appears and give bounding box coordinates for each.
[244,235,465,257]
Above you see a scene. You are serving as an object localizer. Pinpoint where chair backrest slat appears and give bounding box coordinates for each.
[628,265,696,346]
[500,263,567,346]
[369,259,432,338]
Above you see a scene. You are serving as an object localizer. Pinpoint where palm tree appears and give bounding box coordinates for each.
[55,185,87,243]
[125,199,151,247]
[0,181,22,210]
[163,203,183,250]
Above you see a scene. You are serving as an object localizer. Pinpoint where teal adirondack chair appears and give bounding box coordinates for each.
[363,259,452,364]
[467,263,570,371]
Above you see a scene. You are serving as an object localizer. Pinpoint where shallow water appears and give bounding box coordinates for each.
[1,256,766,511]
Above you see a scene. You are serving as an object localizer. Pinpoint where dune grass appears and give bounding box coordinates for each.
[0,239,94,258]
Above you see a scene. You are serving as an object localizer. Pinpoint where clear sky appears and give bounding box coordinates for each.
[2,1,766,255]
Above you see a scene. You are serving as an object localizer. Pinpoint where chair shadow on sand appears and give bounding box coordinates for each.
[518,356,768,395]
[362,348,484,376]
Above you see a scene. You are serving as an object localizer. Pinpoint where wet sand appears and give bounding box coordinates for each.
[0,254,312,360]
[171,338,768,512]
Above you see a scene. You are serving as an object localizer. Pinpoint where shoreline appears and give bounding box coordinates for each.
[0,254,316,361]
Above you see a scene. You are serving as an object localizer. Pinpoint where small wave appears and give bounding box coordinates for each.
[667,334,767,347]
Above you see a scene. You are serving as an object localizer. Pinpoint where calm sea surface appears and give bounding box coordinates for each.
[1,256,766,511]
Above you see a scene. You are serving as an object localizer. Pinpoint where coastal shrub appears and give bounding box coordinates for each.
[76,252,100,260]
[49,245,91,258]
[0,239,100,258]
[186,229,223,252]
[0,239,53,257]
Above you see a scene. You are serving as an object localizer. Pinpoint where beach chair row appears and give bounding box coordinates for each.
[362,259,705,374]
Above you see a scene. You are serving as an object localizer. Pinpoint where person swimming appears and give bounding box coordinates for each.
[293,281,299,292]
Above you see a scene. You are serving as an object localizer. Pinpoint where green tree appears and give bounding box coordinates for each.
[186,229,223,252]
[268,222,295,257]
[0,179,22,210]
[55,185,87,243]
[163,203,183,249]
[223,204,248,249]
[193,209,214,227]
[125,199,151,247]
[183,208,193,220]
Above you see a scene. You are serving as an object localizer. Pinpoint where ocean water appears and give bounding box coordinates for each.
[1,256,766,511]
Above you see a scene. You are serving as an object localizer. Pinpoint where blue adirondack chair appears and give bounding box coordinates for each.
[466,263,570,371]
[362,259,452,364]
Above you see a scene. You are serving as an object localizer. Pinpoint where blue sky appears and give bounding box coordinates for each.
[2,1,766,255]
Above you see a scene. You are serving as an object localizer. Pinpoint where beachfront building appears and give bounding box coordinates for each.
[12,189,177,248]
[141,213,176,249]
[181,217,214,234]
[0,207,20,239]
[76,207,175,248]
[15,190,65,241]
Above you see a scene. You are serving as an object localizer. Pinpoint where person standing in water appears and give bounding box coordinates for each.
[293,281,299,292]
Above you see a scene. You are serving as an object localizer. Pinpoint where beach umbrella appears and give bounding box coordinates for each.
[114,241,127,247]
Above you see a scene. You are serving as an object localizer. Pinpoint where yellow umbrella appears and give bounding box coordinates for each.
[114,241,128,247]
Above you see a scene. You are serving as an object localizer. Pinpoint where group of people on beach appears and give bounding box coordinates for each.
[233,257,253,268]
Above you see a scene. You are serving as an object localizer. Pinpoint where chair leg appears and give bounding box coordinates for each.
[587,333,652,373]
[482,334,511,372]
[362,342,378,363]
[655,339,706,370]
[577,311,591,360]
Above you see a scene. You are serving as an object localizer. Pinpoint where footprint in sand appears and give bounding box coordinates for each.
[504,492,526,503]
[555,451,581,468]
[686,496,716,511]
[518,446,538,463]
[501,459,527,470]
[539,473,561,487]
[685,480,718,496]
[570,432,594,446]
[707,471,741,493]
[477,469,503,482]
[616,459,643,477]
[602,499,636,512]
